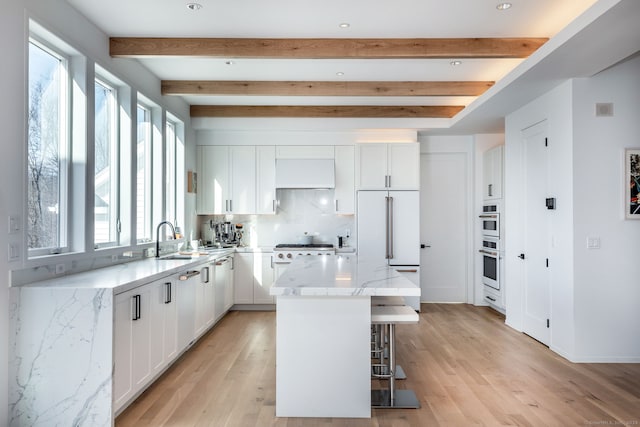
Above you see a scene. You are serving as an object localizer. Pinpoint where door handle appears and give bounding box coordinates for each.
[518,253,526,260]
[421,244,430,249]
[388,196,394,259]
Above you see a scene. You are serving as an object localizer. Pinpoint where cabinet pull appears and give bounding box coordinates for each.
[485,295,496,302]
[133,294,141,321]
[229,200,233,212]
[479,249,498,256]
[165,282,172,304]
[179,270,201,281]
[388,196,394,259]
[335,200,338,211]
[273,199,276,212]
[396,269,418,273]
[488,183,493,197]
[388,175,391,188]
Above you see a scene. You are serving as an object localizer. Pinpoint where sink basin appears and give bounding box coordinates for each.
[158,254,193,260]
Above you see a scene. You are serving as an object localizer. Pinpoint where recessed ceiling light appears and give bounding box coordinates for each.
[186,3,202,11]
[336,72,344,76]
[339,23,350,28]
[496,2,512,10]
[450,60,462,66]
[225,60,234,65]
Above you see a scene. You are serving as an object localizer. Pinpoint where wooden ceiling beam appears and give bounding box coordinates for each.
[163,80,494,97]
[111,37,547,59]
[190,105,464,118]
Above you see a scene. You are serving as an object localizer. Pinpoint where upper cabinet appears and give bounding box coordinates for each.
[356,143,420,190]
[334,145,355,214]
[483,145,503,200]
[197,146,256,214]
[256,146,277,214]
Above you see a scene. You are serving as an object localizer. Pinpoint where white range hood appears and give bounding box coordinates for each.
[275,158,335,189]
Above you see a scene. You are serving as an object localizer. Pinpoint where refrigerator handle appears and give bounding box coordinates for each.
[389,196,394,259]
[385,196,390,259]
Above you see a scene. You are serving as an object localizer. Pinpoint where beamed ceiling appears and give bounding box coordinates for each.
[66,0,640,132]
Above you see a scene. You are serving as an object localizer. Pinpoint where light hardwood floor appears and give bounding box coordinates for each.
[116,304,640,426]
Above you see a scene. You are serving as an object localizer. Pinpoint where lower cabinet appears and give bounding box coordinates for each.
[114,275,178,413]
[233,252,275,304]
[114,255,235,415]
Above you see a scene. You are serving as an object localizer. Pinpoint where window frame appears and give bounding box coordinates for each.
[136,102,153,243]
[26,37,71,257]
[93,76,121,249]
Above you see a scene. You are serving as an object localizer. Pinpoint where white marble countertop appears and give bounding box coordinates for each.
[20,249,235,294]
[270,255,420,297]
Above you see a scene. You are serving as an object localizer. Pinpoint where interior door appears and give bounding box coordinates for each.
[522,121,550,345]
[420,153,468,302]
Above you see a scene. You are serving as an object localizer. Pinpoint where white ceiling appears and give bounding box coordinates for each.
[66,0,640,134]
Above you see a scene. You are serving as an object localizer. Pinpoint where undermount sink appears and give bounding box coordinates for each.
[158,254,193,260]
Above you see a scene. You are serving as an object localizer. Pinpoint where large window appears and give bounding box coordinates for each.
[136,104,152,243]
[27,40,69,255]
[94,79,119,247]
[165,116,185,235]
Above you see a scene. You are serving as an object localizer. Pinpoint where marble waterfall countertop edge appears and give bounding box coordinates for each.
[271,255,420,297]
[15,249,236,293]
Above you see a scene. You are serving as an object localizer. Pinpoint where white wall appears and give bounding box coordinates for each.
[1,1,194,423]
[505,54,640,362]
[571,54,640,362]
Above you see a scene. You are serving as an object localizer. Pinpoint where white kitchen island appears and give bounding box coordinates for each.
[269,254,420,418]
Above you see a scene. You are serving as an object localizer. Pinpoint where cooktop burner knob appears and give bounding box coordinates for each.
[286,253,292,259]
[278,253,284,259]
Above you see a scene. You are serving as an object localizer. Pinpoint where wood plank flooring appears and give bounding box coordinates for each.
[116,304,640,426]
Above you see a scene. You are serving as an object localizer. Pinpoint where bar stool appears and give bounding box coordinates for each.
[371,296,407,380]
[370,305,420,409]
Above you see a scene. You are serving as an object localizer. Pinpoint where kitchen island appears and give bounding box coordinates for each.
[269,254,420,418]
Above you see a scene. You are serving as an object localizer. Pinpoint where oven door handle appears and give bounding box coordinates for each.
[479,214,499,219]
[478,249,498,256]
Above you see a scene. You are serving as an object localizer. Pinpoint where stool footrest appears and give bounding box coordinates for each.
[371,389,421,409]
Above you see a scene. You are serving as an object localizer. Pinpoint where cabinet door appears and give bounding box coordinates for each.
[225,255,235,310]
[256,146,277,214]
[483,148,493,200]
[233,253,254,304]
[356,144,388,190]
[483,145,503,200]
[388,143,419,190]
[162,279,178,362]
[229,146,256,214]
[197,146,229,214]
[253,253,275,304]
[214,258,228,321]
[130,286,152,392]
[334,145,355,214]
[195,265,214,337]
[149,281,166,374]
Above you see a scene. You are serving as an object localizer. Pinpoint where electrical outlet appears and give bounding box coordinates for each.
[587,237,601,249]
[55,264,65,274]
[111,254,118,262]
[8,243,20,261]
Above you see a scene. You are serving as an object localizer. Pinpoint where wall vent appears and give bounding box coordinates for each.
[595,102,614,117]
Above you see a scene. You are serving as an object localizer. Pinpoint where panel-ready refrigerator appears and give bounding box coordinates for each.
[357,191,420,310]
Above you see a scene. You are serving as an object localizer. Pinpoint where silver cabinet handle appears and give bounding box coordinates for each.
[229,199,233,212]
[179,270,201,281]
[225,200,229,211]
[396,269,418,273]
[488,183,493,197]
[273,199,276,212]
[388,196,394,259]
[479,214,498,219]
[385,196,390,259]
[388,175,391,188]
[479,249,498,256]
[335,200,338,211]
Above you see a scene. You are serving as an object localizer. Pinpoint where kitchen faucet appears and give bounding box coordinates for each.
[156,221,176,258]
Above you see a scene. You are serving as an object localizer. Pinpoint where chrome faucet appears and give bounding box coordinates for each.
[156,221,176,258]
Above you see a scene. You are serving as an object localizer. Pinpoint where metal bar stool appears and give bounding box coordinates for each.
[370,304,420,409]
[371,296,407,380]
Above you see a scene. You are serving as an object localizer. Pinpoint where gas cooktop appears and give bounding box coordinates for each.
[275,243,334,249]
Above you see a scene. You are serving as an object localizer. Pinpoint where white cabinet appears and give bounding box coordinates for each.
[233,252,275,304]
[253,253,275,304]
[356,143,419,190]
[256,146,277,214]
[196,145,256,214]
[114,276,178,413]
[483,145,503,200]
[194,263,215,337]
[334,145,355,214]
[214,255,233,321]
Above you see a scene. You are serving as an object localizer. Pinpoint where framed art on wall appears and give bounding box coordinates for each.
[626,148,640,218]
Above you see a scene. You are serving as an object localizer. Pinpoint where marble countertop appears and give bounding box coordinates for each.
[20,249,235,294]
[270,255,420,297]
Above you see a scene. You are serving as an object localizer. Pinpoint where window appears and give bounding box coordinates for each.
[165,115,185,235]
[94,78,119,247]
[136,104,152,242]
[27,40,69,255]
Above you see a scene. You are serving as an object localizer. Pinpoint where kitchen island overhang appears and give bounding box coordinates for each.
[270,255,420,418]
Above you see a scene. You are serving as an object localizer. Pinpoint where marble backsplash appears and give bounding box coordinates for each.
[199,189,356,248]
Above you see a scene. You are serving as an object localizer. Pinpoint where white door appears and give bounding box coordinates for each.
[522,122,550,345]
[356,191,388,263]
[420,153,468,302]
[388,191,420,265]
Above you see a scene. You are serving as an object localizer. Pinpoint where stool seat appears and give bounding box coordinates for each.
[371,305,419,324]
[371,296,406,306]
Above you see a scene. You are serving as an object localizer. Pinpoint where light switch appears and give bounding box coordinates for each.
[8,215,20,233]
[587,237,601,249]
[8,243,20,261]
